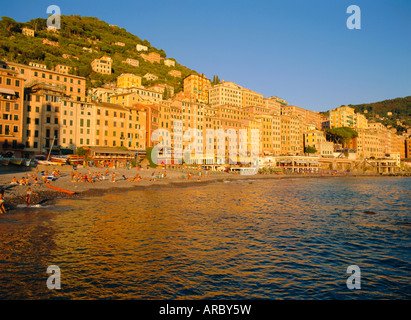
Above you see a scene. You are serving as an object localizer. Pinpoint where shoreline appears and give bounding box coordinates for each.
[0,166,408,213]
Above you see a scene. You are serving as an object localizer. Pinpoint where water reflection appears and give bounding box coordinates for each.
[0,177,410,299]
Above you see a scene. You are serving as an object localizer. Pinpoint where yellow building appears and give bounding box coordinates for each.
[7,61,86,102]
[60,100,95,151]
[262,96,284,115]
[91,55,112,74]
[355,113,368,129]
[22,82,65,154]
[54,64,72,74]
[303,130,334,157]
[93,102,147,150]
[117,73,142,88]
[184,73,211,104]
[280,114,303,155]
[330,105,356,128]
[22,27,35,37]
[242,88,263,109]
[356,128,385,159]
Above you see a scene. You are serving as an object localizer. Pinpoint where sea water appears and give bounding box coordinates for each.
[0,176,409,299]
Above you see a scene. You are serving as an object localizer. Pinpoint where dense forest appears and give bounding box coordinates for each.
[0,15,197,92]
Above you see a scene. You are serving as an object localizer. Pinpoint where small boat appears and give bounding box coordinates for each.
[24,159,32,166]
[9,159,23,165]
[0,158,10,166]
[46,184,76,194]
[50,156,68,164]
[37,160,55,165]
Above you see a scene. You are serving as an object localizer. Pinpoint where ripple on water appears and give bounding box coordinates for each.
[0,177,409,299]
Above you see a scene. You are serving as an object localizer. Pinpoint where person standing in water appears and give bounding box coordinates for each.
[24,187,38,207]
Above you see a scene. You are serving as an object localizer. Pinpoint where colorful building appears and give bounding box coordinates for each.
[91,56,112,74]
[117,73,142,88]
[183,74,211,104]
[0,62,25,156]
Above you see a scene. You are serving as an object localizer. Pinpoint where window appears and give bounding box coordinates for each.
[6,78,11,85]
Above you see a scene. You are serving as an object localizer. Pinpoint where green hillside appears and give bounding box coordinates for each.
[349,96,411,133]
[0,15,196,92]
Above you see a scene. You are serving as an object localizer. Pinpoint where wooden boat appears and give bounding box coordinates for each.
[46,184,76,194]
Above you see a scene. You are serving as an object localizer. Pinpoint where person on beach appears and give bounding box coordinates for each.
[0,190,6,215]
[33,176,40,186]
[10,177,18,184]
[24,187,37,207]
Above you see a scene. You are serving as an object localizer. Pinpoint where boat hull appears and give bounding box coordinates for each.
[46,184,76,194]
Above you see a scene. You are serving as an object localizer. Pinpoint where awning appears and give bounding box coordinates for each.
[0,88,16,95]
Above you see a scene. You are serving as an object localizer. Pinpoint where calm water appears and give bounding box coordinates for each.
[0,176,410,300]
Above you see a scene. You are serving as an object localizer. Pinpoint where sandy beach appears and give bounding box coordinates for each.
[0,165,385,212]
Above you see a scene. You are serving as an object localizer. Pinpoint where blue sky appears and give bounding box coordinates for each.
[1,0,410,111]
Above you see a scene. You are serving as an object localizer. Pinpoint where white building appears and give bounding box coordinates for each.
[136,44,148,52]
[164,59,175,67]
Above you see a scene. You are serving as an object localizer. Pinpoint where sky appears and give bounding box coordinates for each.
[1,0,410,111]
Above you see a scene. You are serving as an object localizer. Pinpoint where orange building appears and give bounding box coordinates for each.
[140,52,162,64]
[183,73,211,104]
[0,62,25,156]
[7,61,86,102]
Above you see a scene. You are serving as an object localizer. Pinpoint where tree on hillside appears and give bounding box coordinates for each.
[28,18,46,31]
[0,17,20,34]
